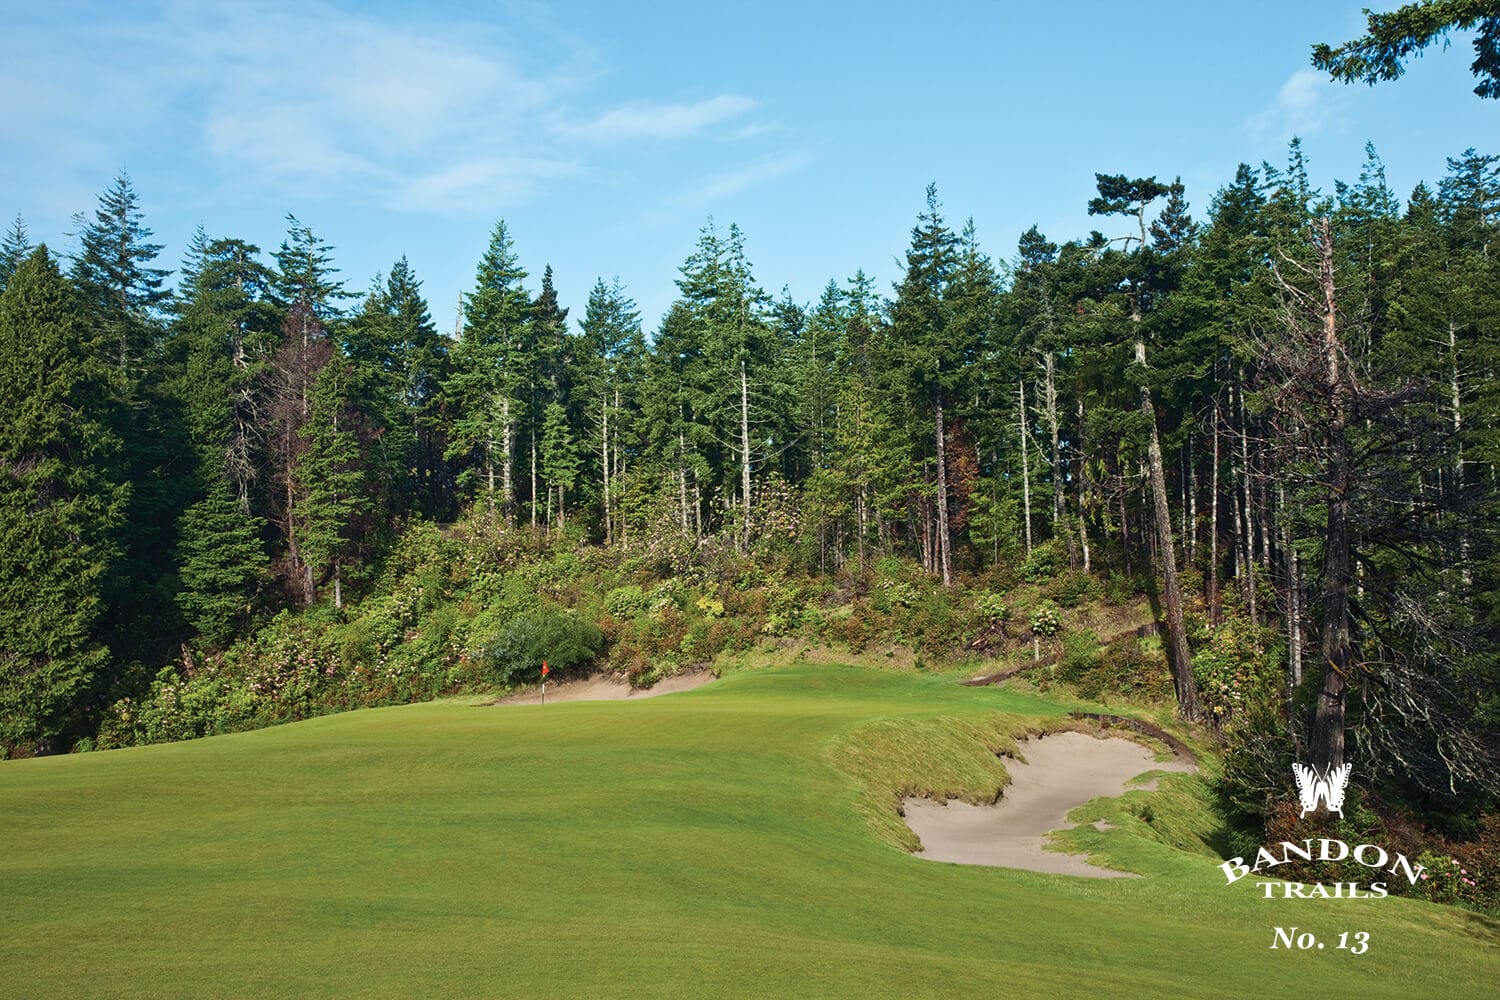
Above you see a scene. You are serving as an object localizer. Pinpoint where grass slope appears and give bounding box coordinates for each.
[2,665,1496,999]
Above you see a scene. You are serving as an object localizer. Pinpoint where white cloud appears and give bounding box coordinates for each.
[0,1,773,217]
[564,95,758,142]
[673,152,814,209]
[1245,68,1347,147]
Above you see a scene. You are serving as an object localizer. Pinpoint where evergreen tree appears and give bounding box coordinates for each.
[273,214,351,319]
[0,214,31,292]
[170,235,278,646]
[1087,173,1202,720]
[1313,1,1500,99]
[575,277,643,544]
[70,174,191,667]
[69,172,172,374]
[444,220,531,521]
[270,301,335,605]
[888,184,962,585]
[540,401,581,528]
[526,265,570,526]
[174,479,267,647]
[344,258,444,517]
[173,237,280,509]
[0,247,127,752]
[296,360,373,608]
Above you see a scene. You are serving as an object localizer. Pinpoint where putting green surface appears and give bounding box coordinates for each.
[2,665,1496,998]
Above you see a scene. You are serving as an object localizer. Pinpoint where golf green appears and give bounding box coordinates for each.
[2,664,1495,998]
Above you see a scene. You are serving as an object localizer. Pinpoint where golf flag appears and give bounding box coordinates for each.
[541,661,550,677]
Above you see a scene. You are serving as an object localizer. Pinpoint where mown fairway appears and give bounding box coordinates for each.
[3,665,1496,999]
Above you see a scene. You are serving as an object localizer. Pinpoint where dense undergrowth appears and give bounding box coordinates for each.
[75,512,1496,914]
[90,523,1176,751]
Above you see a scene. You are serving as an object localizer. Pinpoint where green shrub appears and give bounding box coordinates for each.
[1043,570,1099,608]
[604,584,649,619]
[1067,635,1174,702]
[1056,629,1101,683]
[1103,571,1136,605]
[479,608,604,686]
[1018,540,1063,582]
[871,580,918,613]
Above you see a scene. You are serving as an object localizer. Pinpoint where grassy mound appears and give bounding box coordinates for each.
[3,664,1495,998]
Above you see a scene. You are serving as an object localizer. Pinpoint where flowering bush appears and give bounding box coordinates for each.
[972,591,1011,628]
[1029,600,1062,639]
[1190,615,1283,723]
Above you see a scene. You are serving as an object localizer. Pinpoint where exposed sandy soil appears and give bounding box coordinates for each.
[496,669,717,705]
[902,730,1194,878]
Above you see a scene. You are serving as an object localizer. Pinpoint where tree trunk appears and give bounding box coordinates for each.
[1018,378,1034,556]
[501,398,513,524]
[1312,217,1351,771]
[677,429,690,536]
[1043,352,1062,532]
[1136,312,1199,721]
[1280,482,1302,689]
[1210,400,1221,626]
[1238,379,1257,626]
[1077,397,1090,573]
[740,359,752,555]
[601,392,612,545]
[1451,321,1471,586]
[934,397,953,587]
[485,425,497,522]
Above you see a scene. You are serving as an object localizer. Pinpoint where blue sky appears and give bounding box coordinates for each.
[2,1,1494,331]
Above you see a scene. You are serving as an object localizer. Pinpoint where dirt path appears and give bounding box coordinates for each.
[901,730,1193,877]
[496,669,717,705]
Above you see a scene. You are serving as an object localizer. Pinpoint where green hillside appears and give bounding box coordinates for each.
[3,664,1494,999]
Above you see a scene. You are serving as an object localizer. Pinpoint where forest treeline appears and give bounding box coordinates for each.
[1,140,1496,820]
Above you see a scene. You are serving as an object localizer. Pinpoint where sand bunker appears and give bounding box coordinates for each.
[497,669,716,705]
[902,730,1193,878]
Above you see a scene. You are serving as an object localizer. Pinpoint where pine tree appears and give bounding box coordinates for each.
[270,301,335,605]
[540,401,581,528]
[671,220,777,550]
[1312,2,1500,99]
[444,220,530,521]
[1087,173,1202,721]
[296,361,373,608]
[344,257,444,517]
[0,214,31,293]
[273,215,350,320]
[70,174,191,667]
[527,265,570,526]
[0,247,127,752]
[69,172,172,374]
[174,479,267,647]
[889,184,962,585]
[174,236,280,509]
[575,277,643,544]
[170,235,278,646]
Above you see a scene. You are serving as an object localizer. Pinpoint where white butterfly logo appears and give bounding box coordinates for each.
[1293,762,1351,818]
